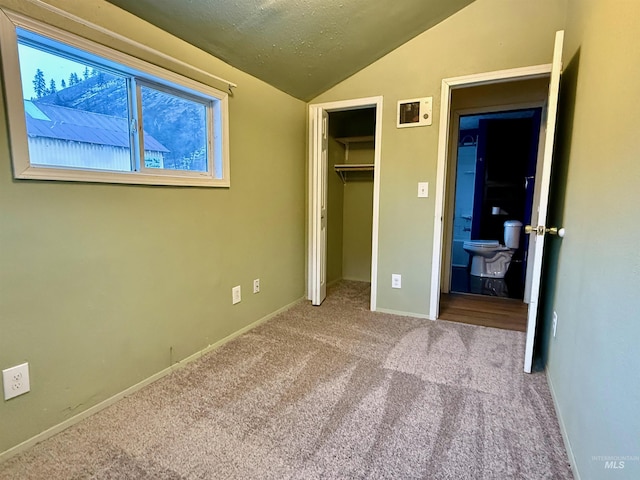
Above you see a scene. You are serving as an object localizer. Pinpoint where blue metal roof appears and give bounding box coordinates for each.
[24,101,169,153]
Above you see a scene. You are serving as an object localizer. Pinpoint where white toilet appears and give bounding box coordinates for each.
[463,220,523,278]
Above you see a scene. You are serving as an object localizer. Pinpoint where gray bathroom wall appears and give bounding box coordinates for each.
[452,143,476,266]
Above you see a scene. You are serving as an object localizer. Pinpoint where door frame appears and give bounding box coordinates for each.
[430,65,553,319]
[307,96,383,310]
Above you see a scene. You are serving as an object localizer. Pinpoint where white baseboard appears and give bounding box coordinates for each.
[546,369,581,480]
[375,307,432,320]
[0,296,304,463]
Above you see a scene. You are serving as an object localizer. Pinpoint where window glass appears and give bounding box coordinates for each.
[18,42,132,171]
[140,85,208,172]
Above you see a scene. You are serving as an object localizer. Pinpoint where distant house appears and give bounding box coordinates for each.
[24,100,169,170]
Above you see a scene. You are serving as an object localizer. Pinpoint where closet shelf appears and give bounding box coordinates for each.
[334,163,374,184]
[335,135,375,145]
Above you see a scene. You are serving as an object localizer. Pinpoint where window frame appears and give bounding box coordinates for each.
[0,9,230,187]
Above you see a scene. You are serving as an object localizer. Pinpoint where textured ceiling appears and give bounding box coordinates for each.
[104,0,475,101]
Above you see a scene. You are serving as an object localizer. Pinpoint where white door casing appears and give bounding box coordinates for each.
[523,30,564,373]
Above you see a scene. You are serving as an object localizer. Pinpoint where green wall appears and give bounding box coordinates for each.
[0,0,306,454]
[326,137,345,284]
[312,0,568,316]
[540,0,640,478]
[342,144,374,282]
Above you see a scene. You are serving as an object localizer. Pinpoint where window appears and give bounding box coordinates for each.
[0,10,229,187]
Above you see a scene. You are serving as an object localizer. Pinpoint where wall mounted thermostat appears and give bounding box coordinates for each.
[397,97,433,128]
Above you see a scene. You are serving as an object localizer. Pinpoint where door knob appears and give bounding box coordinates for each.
[546,227,565,237]
[525,225,565,237]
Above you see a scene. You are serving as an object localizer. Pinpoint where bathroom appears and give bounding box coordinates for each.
[450,108,542,299]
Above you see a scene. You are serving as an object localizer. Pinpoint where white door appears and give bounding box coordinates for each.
[311,108,328,305]
[523,30,565,373]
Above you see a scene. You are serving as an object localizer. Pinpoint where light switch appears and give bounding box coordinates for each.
[418,182,429,198]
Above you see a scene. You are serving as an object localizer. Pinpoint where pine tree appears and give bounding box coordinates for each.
[69,72,80,86]
[48,78,57,95]
[60,78,66,89]
[83,67,90,80]
[32,69,46,98]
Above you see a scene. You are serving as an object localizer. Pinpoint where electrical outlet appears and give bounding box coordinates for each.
[3,363,30,400]
[552,311,558,337]
[391,274,402,289]
[253,278,260,294]
[232,285,241,305]
[418,182,429,198]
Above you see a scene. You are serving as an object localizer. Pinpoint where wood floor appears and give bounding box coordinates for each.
[438,293,528,332]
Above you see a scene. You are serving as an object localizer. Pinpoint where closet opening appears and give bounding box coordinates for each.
[308,96,382,308]
[326,108,376,303]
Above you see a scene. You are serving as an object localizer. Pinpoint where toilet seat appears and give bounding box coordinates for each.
[464,240,499,248]
[463,240,509,251]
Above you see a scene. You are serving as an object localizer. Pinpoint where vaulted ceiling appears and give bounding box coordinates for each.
[104,0,475,101]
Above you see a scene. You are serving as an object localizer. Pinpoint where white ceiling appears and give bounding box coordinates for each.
[104,0,475,100]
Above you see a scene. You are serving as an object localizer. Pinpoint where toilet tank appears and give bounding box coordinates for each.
[504,220,523,249]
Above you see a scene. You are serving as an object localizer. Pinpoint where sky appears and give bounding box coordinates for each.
[18,43,87,99]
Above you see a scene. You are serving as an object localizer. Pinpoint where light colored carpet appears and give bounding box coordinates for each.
[0,281,572,479]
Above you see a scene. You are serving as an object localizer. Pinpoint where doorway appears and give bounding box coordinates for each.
[431,30,564,373]
[439,90,549,334]
[449,108,542,300]
[308,97,383,309]
[438,76,552,311]
[326,109,376,292]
